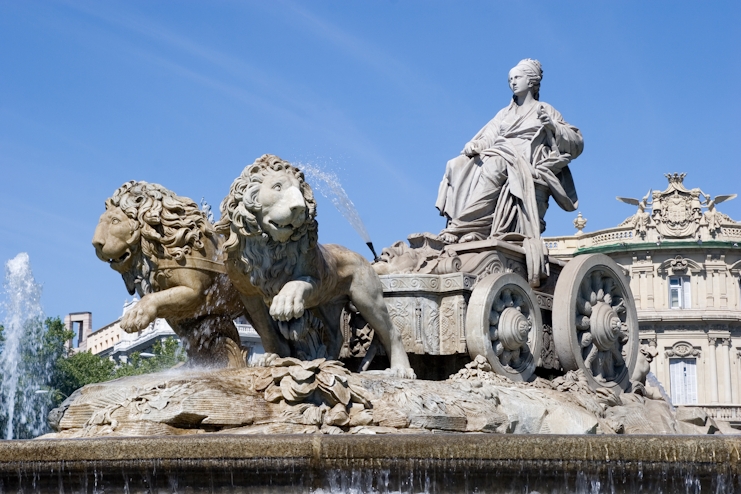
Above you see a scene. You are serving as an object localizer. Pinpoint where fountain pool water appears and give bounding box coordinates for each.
[0,253,51,439]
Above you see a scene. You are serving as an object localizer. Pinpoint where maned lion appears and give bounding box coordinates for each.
[216,154,415,378]
[92,181,283,367]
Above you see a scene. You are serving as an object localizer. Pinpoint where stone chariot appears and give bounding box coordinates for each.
[370,232,639,392]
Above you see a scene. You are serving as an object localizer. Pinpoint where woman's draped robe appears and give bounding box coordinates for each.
[435,101,583,286]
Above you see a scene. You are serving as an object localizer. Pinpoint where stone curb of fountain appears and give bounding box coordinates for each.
[0,435,739,466]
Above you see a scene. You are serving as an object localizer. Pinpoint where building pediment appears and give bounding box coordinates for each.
[657,255,703,275]
[729,260,741,276]
[665,341,701,358]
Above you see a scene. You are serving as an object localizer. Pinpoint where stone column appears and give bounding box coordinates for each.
[645,271,655,309]
[708,337,719,404]
[722,338,733,404]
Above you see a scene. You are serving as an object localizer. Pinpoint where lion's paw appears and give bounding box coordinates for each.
[120,301,157,332]
[248,352,281,368]
[362,367,416,380]
[391,367,417,380]
[270,280,312,321]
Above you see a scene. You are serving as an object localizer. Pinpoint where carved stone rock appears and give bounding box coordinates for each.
[43,359,692,439]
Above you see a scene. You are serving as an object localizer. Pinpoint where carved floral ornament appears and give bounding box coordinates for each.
[665,341,700,358]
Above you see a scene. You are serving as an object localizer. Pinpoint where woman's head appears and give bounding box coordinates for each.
[509,58,542,101]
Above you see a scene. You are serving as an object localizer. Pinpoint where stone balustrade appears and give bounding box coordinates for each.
[683,405,741,421]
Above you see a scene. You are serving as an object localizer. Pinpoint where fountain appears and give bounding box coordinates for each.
[0,59,739,492]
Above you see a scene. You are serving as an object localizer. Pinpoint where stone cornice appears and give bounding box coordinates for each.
[574,240,741,257]
[637,309,741,323]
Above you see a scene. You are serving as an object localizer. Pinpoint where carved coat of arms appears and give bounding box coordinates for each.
[651,174,702,238]
[618,173,738,239]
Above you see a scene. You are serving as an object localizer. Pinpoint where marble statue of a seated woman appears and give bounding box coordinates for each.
[435,58,583,286]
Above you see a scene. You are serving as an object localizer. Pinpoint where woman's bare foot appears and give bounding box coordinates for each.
[439,232,458,244]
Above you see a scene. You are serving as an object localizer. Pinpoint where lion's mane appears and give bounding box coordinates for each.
[107,181,211,295]
[216,154,318,300]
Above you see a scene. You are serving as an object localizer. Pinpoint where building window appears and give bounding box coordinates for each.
[669,358,697,405]
[669,276,691,309]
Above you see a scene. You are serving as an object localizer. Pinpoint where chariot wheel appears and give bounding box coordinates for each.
[553,253,639,391]
[466,272,543,382]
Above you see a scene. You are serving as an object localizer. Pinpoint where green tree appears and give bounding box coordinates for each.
[54,351,115,400]
[113,337,185,378]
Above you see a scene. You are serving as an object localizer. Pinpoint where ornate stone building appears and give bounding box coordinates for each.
[546,173,741,424]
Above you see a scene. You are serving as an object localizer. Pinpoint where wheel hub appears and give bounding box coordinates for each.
[590,301,621,351]
[497,307,530,351]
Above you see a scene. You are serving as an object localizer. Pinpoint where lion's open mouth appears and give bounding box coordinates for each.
[269,220,292,231]
[108,252,130,265]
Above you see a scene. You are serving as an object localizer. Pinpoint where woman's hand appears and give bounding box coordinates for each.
[537,105,556,132]
[463,140,482,157]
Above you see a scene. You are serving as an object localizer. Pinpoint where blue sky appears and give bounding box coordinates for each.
[1,1,740,328]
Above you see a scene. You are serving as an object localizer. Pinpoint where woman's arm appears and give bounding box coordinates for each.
[463,107,508,156]
[544,105,584,159]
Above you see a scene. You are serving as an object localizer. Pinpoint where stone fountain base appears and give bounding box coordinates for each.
[42,357,715,438]
[44,358,717,438]
[3,359,737,491]
[1,435,740,492]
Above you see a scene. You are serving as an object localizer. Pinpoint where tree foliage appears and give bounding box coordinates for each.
[112,338,185,378]
[52,336,185,396]
[54,351,116,400]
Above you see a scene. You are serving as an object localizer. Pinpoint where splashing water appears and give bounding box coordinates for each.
[300,163,372,243]
[0,253,49,439]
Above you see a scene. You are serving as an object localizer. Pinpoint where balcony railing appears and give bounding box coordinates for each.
[681,404,741,421]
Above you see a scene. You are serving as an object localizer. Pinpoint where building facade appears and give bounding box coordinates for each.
[545,173,741,423]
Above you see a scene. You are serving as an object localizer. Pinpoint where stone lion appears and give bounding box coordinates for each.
[92,180,280,367]
[216,154,414,377]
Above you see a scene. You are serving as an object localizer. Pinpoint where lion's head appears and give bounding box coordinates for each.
[93,181,211,295]
[216,154,318,298]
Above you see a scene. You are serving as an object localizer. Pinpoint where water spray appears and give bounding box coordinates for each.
[0,253,49,439]
[301,163,380,262]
